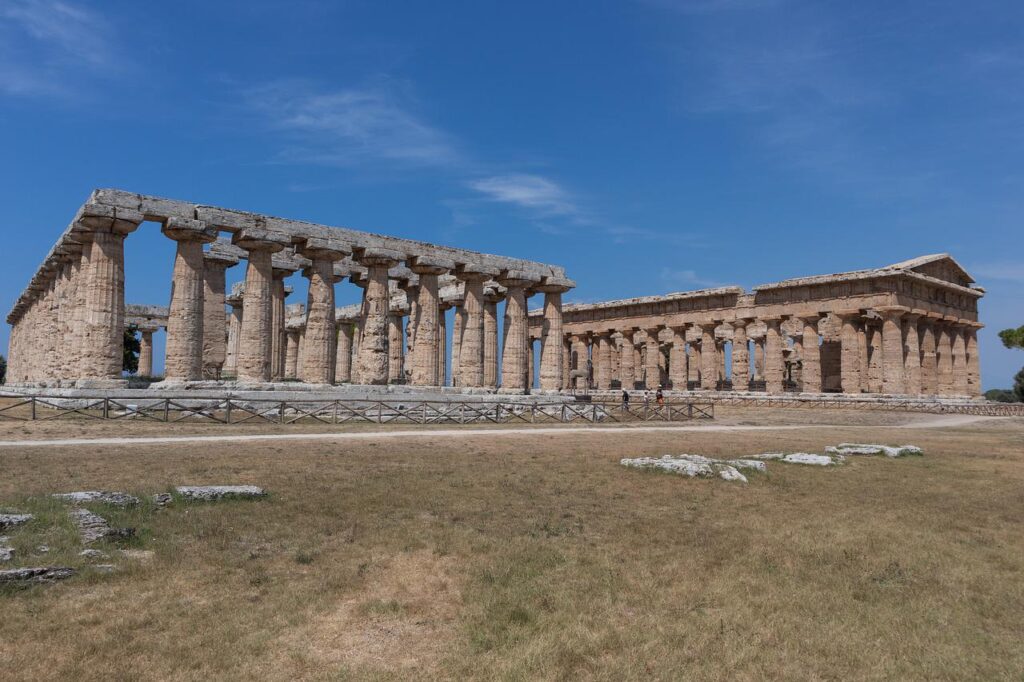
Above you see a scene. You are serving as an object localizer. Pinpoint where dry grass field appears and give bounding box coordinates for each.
[1,407,1022,680]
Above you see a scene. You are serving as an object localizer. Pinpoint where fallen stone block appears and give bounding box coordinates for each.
[825,443,923,458]
[752,452,841,466]
[0,567,76,584]
[620,455,748,483]
[53,491,140,508]
[152,493,173,508]
[175,485,267,501]
[0,546,13,563]
[70,508,135,544]
[0,513,33,530]
[78,549,108,559]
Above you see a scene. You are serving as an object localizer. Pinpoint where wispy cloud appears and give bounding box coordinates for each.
[467,174,579,217]
[244,79,462,169]
[0,0,118,96]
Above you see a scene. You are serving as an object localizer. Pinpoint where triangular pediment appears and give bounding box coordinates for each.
[885,253,975,287]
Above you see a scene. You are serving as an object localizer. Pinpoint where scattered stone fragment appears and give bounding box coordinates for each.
[152,493,173,507]
[0,513,33,530]
[175,485,267,501]
[93,564,117,574]
[0,567,75,584]
[120,549,154,562]
[78,549,108,559]
[70,508,135,544]
[726,459,769,472]
[753,452,841,466]
[53,491,140,508]
[825,443,923,458]
[620,455,748,483]
[36,545,49,554]
[0,546,14,563]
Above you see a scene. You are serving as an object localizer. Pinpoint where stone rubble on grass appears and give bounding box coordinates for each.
[0,546,13,563]
[53,491,141,508]
[824,443,923,458]
[152,493,173,508]
[35,545,49,554]
[78,549,108,559]
[620,455,750,483]
[0,567,76,584]
[93,564,116,574]
[0,513,33,530]
[175,485,267,501]
[70,508,134,544]
[752,452,842,466]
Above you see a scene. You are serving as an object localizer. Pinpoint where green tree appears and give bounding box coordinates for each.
[123,324,141,375]
[998,325,1024,350]
[0,353,6,385]
[1015,368,1024,403]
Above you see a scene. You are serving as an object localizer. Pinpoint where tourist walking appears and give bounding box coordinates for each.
[656,388,664,407]
[622,390,630,409]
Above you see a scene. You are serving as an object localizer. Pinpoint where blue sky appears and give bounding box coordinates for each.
[1,0,1022,388]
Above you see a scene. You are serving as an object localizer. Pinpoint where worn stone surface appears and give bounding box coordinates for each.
[79,549,108,559]
[825,443,923,458]
[0,513,33,530]
[621,454,749,483]
[53,491,140,507]
[0,546,13,562]
[175,485,266,501]
[753,452,841,466]
[0,567,76,584]
[70,507,134,543]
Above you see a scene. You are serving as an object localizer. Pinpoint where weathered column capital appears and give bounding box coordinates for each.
[408,255,455,275]
[455,263,500,281]
[298,236,349,263]
[233,228,290,253]
[534,275,575,294]
[162,217,218,244]
[356,246,403,267]
[832,308,862,321]
[203,249,240,271]
[874,305,910,319]
[75,203,144,236]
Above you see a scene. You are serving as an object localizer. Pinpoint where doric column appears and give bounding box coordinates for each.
[951,323,969,395]
[526,337,536,390]
[498,272,537,392]
[877,307,907,394]
[284,329,300,379]
[484,287,503,388]
[438,303,449,385]
[595,333,613,389]
[269,268,296,381]
[408,257,451,386]
[689,337,702,387]
[619,329,636,390]
[535,278,573,392]
[731,319,750,391]
[387,312,404,383]
[201,249,238,380]
[965,323,982,397]
[798,315,821,393]
[866,323,883,392]
[457,266,497,388]
[224,295,243,378]
[401,280,419,369]
[919,316,938,396]
[935,322,953,395]
[645,328,662,389]
[571,334,589,389]
[138,326,156,377]
[699,323,718,390]
[335,319,355,383]
[562,336,572,389]
[450,301,465,387]
[751,336,764,382]
[298,239,346,384]
[835,310,862,394]
[668,327,687,390]
[233,229,289,382]
[903,312,923,395]
[355,248,401,385]
[74,205,142,384]
[763,317,784,394]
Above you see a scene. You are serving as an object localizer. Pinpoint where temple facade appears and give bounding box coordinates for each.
[526,255,983,397]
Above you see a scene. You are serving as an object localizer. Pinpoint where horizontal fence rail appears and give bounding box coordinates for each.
[0,396,715,425]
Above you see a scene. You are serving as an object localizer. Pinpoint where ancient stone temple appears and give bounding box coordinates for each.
[4,189,574,391]
[526,254,984,398]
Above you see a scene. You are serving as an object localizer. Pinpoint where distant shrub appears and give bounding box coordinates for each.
[984,389,1020,403]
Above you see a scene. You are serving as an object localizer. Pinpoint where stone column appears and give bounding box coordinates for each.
[138,327,155,377]
[731,320,750,391]
[571,334,589,389]
[935,322,954,396]
[835,311,861,394]
[689,337,702,387]
[867,323,884,393]
[951,324,969,395]
[499,273,536,392]
[619,329,636,390]
[562,336,572,389]
[596,333,613,390]
[763,317,784,394]
[645,328,662,389]
[752,337,764,382]
[269,269,295,381]
[284,329,300,379]
[668,327,686,390]
[388,312,405,383]
[408,258,451,386]
[484,288,503,388]
[535,279,573,392]
[457,268,496,388]
[162,219,218,382]
[233,229,289,382]
[75,206,142,384]
[966,324,982,397]
[878,307,907,394]
[355,248,401,385]
[903,312,923,395]
[201,250,238,380]
[450,302,465,387]
[224,288,243,379]
[798,315,821,393]
[699,323,718,390]
[438,303,449,385]
[527,337,536,390]
[919,317,938,396]
[298,239,346,384]
[335,320,355,383]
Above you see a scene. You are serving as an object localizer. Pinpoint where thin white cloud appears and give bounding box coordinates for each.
[468,174,579,217]
[0,0,116,96]
[245,80,461,169]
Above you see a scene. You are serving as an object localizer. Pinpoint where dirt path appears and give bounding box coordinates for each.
[0,415,1003,449]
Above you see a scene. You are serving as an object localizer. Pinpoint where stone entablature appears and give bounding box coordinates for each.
[6,190,575,391]
[527,254,984,398]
